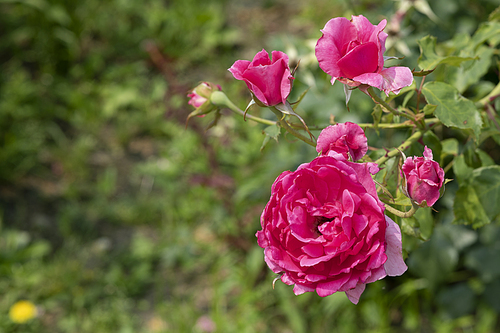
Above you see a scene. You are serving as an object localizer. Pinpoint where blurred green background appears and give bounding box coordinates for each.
[1,0,500,332]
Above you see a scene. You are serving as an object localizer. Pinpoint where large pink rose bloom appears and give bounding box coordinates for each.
[315,15,413,96]
[229,49,293,106]
[256,154,407,304]
[316,122,368,161]
[401,146,445,207]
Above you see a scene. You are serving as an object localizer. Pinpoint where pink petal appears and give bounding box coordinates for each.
[228,60,251,80]
[302,243,324,257]
[345,283,366,304]
[316,274,351,297]
[271,50,289,65]
[384,215,408,276]
[364,265,388,284]
[351,15,387,45]
[243,55,291,105]
[354,66,413,96]
[293,283,316,295]
[316,122,368,161]
[315,17,357,82]
[249,49,272,67]
[244,79,269,105]
[351,16,387,69]
[423,146,433,160]
[337,42,379,78]
[352,214,368,236]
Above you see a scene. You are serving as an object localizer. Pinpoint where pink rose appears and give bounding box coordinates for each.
[401,146,445,207]
[316,122,368,161]
[228,49,293,106]
[256,154,407,304]
[315,15,413,96]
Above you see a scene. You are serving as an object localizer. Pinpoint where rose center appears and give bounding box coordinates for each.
[313,216,333,236]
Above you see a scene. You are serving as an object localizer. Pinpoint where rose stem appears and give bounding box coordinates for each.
[477,81,500,106]
[384,202,419,218]
[367,86,423,128]
[374,130,424,166]
[288,118,439,131]
[210,91,277,126]
[269,107,316,147]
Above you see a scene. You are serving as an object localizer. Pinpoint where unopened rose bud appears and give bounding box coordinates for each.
[401,146,445,207]
[228,49,294,107]
[186,82,222,123]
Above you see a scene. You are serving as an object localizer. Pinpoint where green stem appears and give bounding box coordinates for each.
[384,202,419,218]
[288,118,440,131]
[358,118,439,129]
[478,81,500,106]
[210,91,277,126]
[375,130,425,166]
[367,86,419,124]
[269,107,316,147]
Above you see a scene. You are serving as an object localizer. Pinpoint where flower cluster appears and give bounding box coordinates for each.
[187,14,447,304]
[257,123,407,303]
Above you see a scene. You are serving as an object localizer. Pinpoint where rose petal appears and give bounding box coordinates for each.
[228,60,251,80]
[423,146,433,160]
[293,283,316,295]
[316,122,368,161]
[337,42,379,79]
[250,49,272,67]
[316,274,351,297]
[384,215,408,276]
[316,17,357,83]
[354,66,413,96]
[345,283,366,304]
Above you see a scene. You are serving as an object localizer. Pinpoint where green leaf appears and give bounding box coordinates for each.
[422,82,482,140]
[453,185,490,228]
[400,216,422,239]
[422,104,436,115]
[371,104,383,135]
[471,21,500,49]
[447,46,494,93]
[260,124,280,151]
[489,5,500,22]
[470,166,500,222]
[400,206,433,240]
[441,138,459,157]
[414,207,434,241]
[464,141,482,168]
[453,155,473,186]
[417,35,475,70]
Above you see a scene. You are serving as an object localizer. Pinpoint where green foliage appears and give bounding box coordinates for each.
[417,35,475,70]
[1,0,500,332]
[422,81,482,140]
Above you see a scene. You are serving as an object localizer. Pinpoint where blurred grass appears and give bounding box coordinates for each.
[1,0,499,332]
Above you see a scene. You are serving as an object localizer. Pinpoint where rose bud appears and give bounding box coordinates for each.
[228,49,293,107]
[256,153,407,304]
[401,146,445,207]
[187,82,222,115]
[316,122,368,161]
[315,15,413,96]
